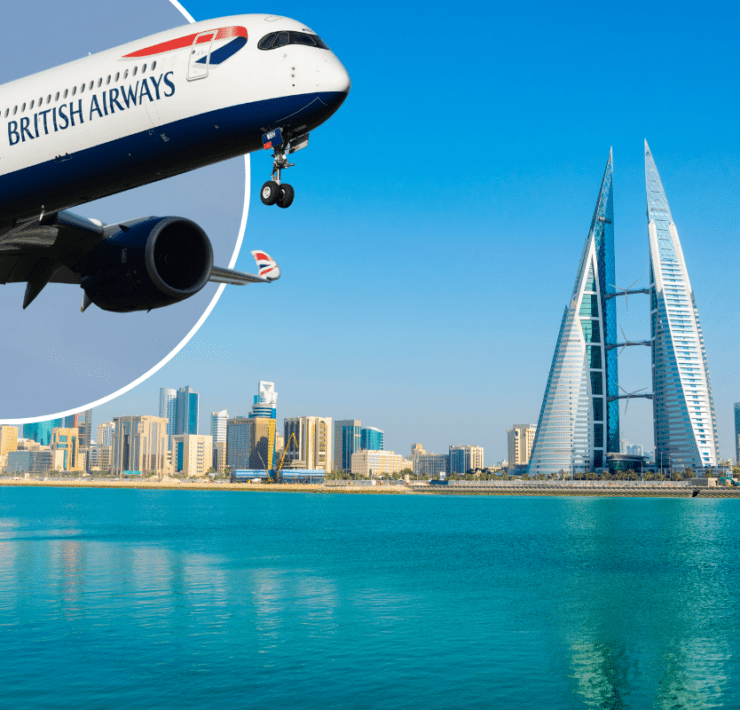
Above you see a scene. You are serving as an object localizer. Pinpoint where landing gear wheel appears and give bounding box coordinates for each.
[260,181,280,206]
[276,183,295,209]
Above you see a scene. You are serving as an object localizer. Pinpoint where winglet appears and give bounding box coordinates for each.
[251,250,281,281]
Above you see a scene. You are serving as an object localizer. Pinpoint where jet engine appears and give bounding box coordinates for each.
[80,217,214,313]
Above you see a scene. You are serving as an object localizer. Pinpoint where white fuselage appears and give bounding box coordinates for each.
[0,14,350,224]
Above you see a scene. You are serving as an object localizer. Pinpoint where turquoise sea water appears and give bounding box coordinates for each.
[1,488,739,709]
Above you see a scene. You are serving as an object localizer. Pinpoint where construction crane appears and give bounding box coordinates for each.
[273,432,299,483]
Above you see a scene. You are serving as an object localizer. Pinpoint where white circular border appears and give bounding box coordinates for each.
[1,0,250,425]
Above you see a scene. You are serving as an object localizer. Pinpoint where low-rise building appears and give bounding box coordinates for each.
[51,428,80,471]
[213,441,227,475]
[172,434,213,477]
[449,445,484,474]
[413,452,449,477]
[351,450,407,478]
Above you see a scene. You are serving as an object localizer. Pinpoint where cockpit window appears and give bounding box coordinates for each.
[258,31,329,50]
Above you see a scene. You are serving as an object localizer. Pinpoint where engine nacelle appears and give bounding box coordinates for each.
[80,217,214,313]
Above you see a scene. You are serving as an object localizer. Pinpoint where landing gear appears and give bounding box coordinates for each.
[276,184,294,209]
[260,128,310,209]
[260,181,281,206]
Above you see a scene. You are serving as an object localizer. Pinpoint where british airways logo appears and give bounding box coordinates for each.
[8,72,175,146]
[7,71,176,147]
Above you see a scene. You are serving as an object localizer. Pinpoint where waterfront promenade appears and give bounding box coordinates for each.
[1,477,739,497]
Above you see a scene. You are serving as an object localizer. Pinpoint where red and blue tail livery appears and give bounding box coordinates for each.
[251,251,281,281]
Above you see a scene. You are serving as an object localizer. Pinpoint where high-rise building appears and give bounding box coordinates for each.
[334,420,361,472]
[172,434,213,477]
[251,381,278,418]
[63,414,80,429]
[411,443,425,457]
[0,425,18,470]
[529,150,619,477]
[51,428,79,471]
[449,445,484,474]
[211,410,229,443]
[112,416,169,475]
[78,410,93,448]
[97,421,115,447]
[361,427,384,451]
[226,416,276,471]
[176,386,199,436]
[23,419,63,446]
[284,417,332,472]
[646,141,719,470]
[507,425,536,468]
[735,403,740,463]
[159,388,177,443]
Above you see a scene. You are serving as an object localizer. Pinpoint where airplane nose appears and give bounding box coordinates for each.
[322,55,351,95]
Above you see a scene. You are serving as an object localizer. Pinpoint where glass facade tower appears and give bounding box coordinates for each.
[528,150,619,476]
[360,427,384,451]
[334,420,361,472]
[646,141,719,469]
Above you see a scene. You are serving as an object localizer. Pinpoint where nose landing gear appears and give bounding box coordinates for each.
[260,128,308,209]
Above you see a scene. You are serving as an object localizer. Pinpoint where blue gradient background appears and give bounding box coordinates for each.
[92,0,740,461]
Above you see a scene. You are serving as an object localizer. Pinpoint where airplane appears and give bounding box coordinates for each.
[0,14,350,312]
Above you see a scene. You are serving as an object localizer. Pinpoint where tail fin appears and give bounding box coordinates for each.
[251,250,281,281]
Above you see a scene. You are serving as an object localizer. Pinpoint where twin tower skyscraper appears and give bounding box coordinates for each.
[528,142,719,476]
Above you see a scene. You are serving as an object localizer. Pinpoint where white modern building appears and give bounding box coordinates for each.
[210,410,229,443]
[646,141,719,469]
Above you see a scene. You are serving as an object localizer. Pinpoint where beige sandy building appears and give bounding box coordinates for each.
[507,424,537,469]
[112,416,169,475]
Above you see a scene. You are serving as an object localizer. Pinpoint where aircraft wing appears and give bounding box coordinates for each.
[0,212,107,288]
[0,211,280,310]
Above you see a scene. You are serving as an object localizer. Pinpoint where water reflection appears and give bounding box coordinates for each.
[557,499,733,709]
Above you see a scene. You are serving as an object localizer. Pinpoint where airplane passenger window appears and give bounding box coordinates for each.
[106,76,111,85]
[152,61,157,70]
[22,103,26,112]
[30,100,34,109]
[72,87,77,96]
[55,92,60,101]
[142,64,147,73]
[13,106,17,115]
[3,109,7,118]
[64,89,68,98]
[89,81,94,90]
[124,70,129,80]
[47,95,51,103]
[115,73,120,82]
[133,67,138,76]
[81,84,85,93]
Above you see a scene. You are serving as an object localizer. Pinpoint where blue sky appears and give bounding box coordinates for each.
[78,0,740,461]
